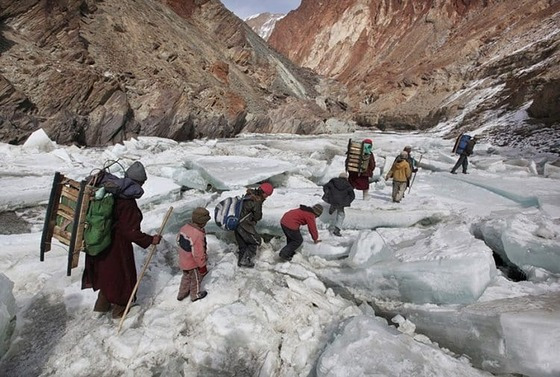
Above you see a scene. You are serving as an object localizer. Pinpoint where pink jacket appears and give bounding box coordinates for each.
[177,223,207,271]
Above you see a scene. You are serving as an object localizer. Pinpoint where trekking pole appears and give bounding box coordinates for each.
[408,154,423,194]
[117,206,173,335]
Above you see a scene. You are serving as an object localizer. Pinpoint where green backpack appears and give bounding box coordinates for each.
[83,188,114,256]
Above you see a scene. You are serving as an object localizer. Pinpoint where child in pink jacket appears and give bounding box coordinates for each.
[176,207,210,302]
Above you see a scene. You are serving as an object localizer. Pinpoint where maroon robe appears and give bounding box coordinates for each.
[82,198,153,306]
[348,154,376,190]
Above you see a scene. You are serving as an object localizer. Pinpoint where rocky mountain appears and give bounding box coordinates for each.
[244,12,285,41]
[0,0,350,146]
[268,0,560,153]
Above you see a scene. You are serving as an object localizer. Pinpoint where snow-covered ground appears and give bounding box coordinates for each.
[0,129,559,377]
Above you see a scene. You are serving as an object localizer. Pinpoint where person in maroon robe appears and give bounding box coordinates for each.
[347,139,376,200]
[82,161,161,319]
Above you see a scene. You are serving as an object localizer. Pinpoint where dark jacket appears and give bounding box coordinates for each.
[237,189,264,236]
[322,177,355,207]
[464,139,476,156]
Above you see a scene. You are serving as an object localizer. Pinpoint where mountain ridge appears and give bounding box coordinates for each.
[0,0,350,146]
[267,0,560,153]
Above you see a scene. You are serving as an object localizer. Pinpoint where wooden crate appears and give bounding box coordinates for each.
[346,139,369,174]
[40,172,94,276]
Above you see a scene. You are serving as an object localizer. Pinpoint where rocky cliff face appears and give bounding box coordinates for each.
[268,0,560,153]
[0,0,350,146]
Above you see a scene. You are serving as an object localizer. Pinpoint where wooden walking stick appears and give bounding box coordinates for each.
[117,206,173,334]
[408,155,423,194]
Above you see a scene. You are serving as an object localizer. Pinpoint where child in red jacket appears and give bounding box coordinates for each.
[279,204,323,261]
[176,207,210,302]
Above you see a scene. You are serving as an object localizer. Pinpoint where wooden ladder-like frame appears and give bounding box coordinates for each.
[40,172,94,276]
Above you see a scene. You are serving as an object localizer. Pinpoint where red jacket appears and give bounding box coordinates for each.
[177,223,207,271]
[280,207,319,242]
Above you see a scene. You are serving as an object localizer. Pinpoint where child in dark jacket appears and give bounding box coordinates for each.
[279,204,323,261]
[322,172,355,236]
[235,182,274,268]
[176,207,210,302]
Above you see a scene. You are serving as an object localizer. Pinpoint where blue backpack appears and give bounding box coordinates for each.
[214,196,250,231]
[453,134,471,155]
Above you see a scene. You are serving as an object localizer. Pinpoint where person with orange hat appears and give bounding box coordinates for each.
[346,138,376,200]
[234,182,274,268]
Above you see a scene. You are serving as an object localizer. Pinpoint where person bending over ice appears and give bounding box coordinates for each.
[278,204,323,262]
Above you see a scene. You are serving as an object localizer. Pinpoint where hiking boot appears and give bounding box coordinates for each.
[177,292,190,301]
[238,259,255,268]
[333,227,342,237]
[238,254,255,268]
[237,251,245,267]
[278,253,292,262]
[192,291,207,302]
[450,171,457,174]
[462,171,469,174]
[93,292,111,313]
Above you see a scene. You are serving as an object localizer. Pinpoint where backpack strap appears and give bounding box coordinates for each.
[237,195,252,225]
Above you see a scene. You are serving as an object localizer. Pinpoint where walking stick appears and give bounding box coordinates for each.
[408,155,423,194]
[117,206,173,334]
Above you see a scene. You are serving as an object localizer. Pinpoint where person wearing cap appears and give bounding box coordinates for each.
[346,138,376,200]
[385,151,412,203]
[82,161,162,319]
[235,182,274,268]
[176,207,211,302]
[451,135,480,174]
[402,146,418,176]
[322,172,355,237]
[278,204,323,262]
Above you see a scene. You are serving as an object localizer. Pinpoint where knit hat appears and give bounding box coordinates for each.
[260,182,274,196]
[125,161,147,183]
[404,146,412,152]
[339,172,348,179]
[192,207,210,225]
[400,151,409,158]
[312,204,323,216]
[363,139,373,144]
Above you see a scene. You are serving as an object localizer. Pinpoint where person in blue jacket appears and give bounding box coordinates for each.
[451,135,479,174]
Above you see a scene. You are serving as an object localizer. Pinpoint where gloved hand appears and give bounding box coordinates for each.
[198,265,208,276]
[152,235,162,245]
